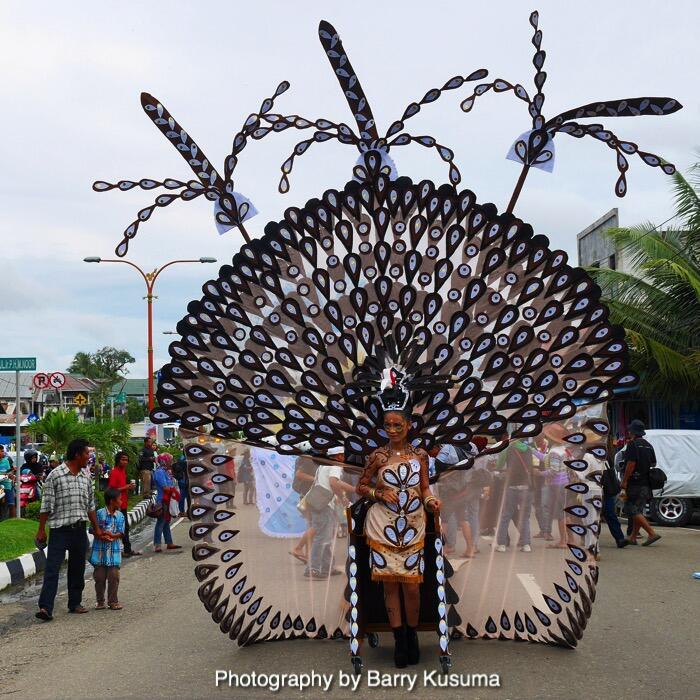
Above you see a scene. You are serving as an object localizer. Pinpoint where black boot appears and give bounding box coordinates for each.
[406,625,420,665]
[392,626,408,668]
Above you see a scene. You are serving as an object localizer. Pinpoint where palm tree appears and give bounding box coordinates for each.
[67,351,94,378]
[83,419,132,465]
[587,160,700,402]
[27,410,85,458]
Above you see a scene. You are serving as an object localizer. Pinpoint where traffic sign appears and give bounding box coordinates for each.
[74,393,88,407]
[27,413,39,424]
[33,372,49,389]
[0,357,36,372]
[49,372,66,389]
[115,392,126,404]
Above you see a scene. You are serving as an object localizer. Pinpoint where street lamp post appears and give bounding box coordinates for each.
[84,256,216,412]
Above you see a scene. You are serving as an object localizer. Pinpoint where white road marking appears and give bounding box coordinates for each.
[517,572,544,605]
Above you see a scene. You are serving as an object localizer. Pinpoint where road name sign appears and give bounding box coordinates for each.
[0,357,36,372]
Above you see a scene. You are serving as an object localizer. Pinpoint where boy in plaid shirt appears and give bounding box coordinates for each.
[90,488,125,610]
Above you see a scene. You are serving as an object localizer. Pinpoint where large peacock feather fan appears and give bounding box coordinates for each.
[152,151,636,462]
[95,11,682,652]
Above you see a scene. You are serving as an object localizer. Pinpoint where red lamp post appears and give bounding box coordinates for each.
[84,256,217,411]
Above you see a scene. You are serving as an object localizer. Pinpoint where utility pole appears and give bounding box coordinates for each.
[15,370,22,518]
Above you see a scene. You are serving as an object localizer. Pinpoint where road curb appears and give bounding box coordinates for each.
[0,496,155,592]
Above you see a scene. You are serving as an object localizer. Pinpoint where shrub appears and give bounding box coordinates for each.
[22,501,41,521]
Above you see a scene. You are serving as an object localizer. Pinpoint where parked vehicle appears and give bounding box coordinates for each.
[616,430,700,526]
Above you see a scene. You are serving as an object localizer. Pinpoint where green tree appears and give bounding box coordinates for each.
[27,410,85,458]
[125,397,147,423]
[27,411,134,462]
[67,351,93,377]
[29,411,138,488]
[587,161,700,401]
[67,347,135,417]
[83,418,133,465]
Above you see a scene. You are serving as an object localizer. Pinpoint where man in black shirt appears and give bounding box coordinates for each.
[137,437,156,497]
[620,420,661,546]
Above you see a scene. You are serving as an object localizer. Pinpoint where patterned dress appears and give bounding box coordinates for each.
[364,458,426,584]
[89,507,125,567]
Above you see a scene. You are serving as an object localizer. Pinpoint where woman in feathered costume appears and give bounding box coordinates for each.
[93,9,681,674]
[356,382,441,667]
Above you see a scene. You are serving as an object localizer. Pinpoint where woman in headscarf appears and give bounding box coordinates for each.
[152,453,182,553]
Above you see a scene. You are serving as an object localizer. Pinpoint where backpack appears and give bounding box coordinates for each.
[648,467,668,492]
[601,465,620,497]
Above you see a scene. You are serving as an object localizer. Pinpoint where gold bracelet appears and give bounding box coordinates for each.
[423,495,437,508]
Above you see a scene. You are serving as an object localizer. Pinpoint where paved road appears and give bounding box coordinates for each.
[0,518,698,700]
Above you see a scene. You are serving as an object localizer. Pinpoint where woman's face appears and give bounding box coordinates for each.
[384,412,409,444]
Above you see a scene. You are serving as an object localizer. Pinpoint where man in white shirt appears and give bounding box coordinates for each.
[304,448,355,579]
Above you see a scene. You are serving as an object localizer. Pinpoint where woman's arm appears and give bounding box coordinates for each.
[357,451,381,498]
[418,450,441,512]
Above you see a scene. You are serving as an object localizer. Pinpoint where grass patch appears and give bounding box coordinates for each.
[21,492,150,522]
[0,518,38,561]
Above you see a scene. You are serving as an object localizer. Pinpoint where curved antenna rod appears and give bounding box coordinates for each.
[92,178,188,194]
[386,134,462,185]
[224,81,291,181]
[552,121,676,197]
[318,20,378,144]
[277,130,359,193]
[386,68,489,139]
[113,185,214,257]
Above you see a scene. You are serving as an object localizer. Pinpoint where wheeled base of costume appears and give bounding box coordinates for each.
[346,499,453,674]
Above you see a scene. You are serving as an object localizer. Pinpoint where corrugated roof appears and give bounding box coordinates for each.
[109,378,149,397]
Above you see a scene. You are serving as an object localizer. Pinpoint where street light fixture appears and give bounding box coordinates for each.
[83,256,217,411]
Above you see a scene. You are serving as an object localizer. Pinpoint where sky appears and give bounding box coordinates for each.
[0,0,697,382]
